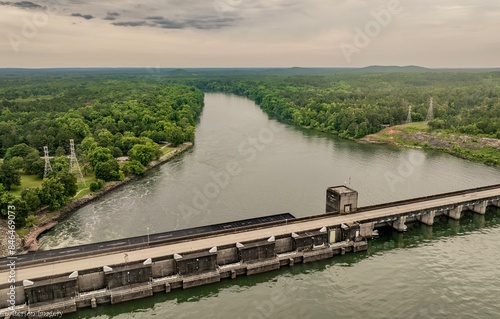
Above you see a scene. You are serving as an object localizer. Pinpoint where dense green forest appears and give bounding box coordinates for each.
[0,74,204,226]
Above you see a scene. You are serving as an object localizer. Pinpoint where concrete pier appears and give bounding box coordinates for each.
[392,216,408,232]
[469,201,488,215]
[492,199,500,208]
[446,205,463,220]
[418,210,436,226]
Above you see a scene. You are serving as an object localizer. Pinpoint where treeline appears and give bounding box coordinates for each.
[0,75,204,226]
[182,72,500,139]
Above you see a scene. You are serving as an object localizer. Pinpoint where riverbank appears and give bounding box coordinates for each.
[359,122,500,166]
[0,142,193,257]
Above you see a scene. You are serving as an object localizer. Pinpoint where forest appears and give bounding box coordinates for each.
[0,74,204,226]
[1,69,499,227]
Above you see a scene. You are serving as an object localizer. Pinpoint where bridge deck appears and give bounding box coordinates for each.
[1,187,499,286]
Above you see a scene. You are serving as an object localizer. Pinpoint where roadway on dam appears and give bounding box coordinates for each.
[2,185,498,286]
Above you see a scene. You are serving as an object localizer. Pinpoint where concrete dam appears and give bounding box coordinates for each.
[1,184,499,318]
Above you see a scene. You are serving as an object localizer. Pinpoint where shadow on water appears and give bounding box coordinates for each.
[65,207,500,319]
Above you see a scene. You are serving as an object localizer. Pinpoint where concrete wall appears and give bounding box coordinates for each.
[151,259,176,278]
[105,266,152,289]
[176,254,217,275]
[274,238,293,254]
[239,242,275,262]
[0,285,25,308]
[216,248,239,265]
[25,278,77,304]
[78,272,106,292]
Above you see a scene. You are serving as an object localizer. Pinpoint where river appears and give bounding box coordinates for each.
[40,93,500,319]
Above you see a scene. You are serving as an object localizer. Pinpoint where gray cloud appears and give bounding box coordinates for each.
[146,16,164,20]
[2,0,500,68]
[148,15,238,30]
[72,13,94,20]
[112,21,147,27]
[0,1,42,9]
[104,11,120,20]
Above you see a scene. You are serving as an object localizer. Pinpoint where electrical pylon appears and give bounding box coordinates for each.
[69,139,86,185]
[43,146,52,179]
[426,97,434,121]
[406,105,412,123]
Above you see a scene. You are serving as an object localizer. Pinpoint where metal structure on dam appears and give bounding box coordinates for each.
[1,184,499,318]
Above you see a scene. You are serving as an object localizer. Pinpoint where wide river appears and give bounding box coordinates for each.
[41,93,500,319]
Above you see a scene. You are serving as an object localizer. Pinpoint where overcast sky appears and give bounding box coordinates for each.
[0,0,499,68]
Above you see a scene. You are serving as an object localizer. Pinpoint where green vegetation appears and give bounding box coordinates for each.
[0,74,204,227]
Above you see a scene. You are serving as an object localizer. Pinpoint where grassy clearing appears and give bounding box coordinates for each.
[10,174,44,197]
[160,146,175,156]
[361,122,500,166]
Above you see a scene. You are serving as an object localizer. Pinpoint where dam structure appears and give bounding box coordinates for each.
[1,184,499,318]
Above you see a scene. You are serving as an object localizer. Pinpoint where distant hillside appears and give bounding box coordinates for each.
[0,66,499,77]
[359,65,432,73]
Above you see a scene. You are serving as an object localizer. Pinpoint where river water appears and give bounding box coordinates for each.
[40,93,500,319]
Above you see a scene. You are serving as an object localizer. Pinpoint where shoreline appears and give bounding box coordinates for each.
[358,126,500,167]
[1,142,193,257]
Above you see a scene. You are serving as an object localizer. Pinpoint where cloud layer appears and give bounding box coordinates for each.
[0,0,499,67]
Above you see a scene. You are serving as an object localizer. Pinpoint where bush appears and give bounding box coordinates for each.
[122,160,146,176]
[89,179,105,192]
[25,215,38,228]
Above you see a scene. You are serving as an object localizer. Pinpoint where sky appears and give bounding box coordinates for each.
[0,0,499,68]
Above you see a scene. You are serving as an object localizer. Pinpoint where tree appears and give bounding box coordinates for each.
[164,124,185,146]
[55,146,66,157]
[4,143,37,161]
[39,177,67,210]
[8,156,25,171]
[122,160,146,176]
[0,186,15,217]
[88,146,114,167]
[21,188,42,213]
[128,143,158,166]
[56,171,78,198]
[0,161,21,191]
[52,156,69,173]
[12,198,29,227]
[94,159,121,181]
[81,136,98,155]
[24,151,45,178]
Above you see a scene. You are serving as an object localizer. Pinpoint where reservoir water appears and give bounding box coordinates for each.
[40,93,500,319]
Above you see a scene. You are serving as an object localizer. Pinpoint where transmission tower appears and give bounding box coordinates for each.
[69,139,86,185]
[426,97,435,121]
[406,105,412,123]
[43,146,52,179]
